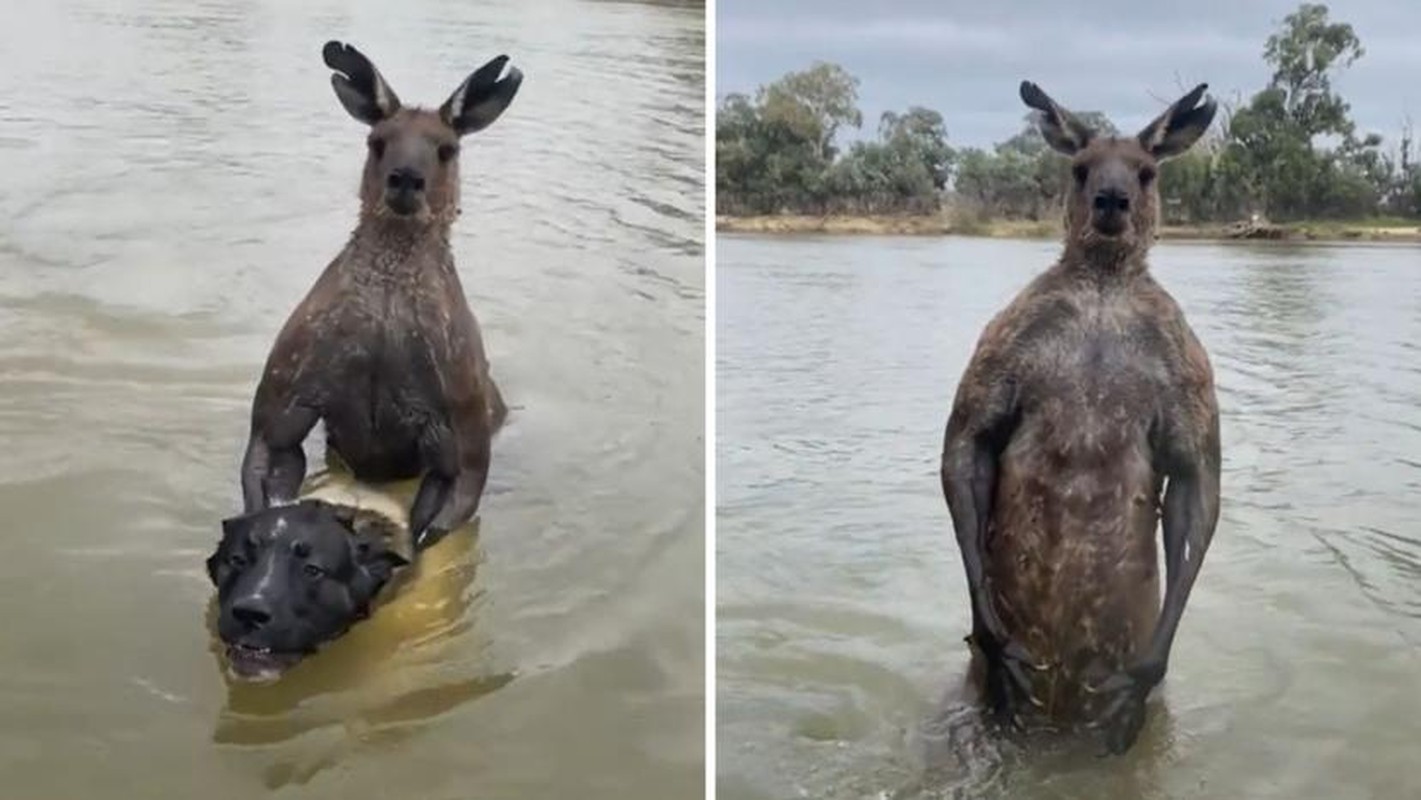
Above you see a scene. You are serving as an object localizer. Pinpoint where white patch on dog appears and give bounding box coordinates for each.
[299,468,415,561]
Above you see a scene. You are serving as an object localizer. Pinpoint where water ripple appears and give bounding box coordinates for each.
[0,0,704,797]
[718,236,1421,799]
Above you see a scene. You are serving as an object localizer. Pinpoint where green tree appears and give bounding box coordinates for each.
[759,62,862,162]
[717,17,1418,225]
[1264,2,1363,140]
[878,107,955,190]
[716,62,952,216]
[1223,3,1378,219]
[716,92,828,215]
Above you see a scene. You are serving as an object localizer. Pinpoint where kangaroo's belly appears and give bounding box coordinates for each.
[317,340,451,482]
[986,409,1162,719]
[322,402,431,481]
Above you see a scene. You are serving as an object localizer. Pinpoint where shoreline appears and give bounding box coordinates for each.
[715,214,1421,243]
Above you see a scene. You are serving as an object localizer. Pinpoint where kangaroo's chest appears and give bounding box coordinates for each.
[1016,301,1171,432]
[302,276,463,461]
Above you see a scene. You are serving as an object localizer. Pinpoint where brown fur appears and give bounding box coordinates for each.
[240,42,522,549]
[359,111,465,225]
[941,81,1222,751]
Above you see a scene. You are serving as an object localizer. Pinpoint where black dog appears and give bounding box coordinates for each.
[206,499,408,681]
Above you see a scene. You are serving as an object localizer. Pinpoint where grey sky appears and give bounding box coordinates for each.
[716,0,1421,150]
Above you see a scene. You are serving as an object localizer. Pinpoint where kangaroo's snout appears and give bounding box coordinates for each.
[386,167,425,193]
[1093,188,1129,213]
[384,167,426,215]
[1091,186,1130,236]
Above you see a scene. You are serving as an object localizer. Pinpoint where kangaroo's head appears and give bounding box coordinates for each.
[1020,80,1216,262]
[323,41,523,224]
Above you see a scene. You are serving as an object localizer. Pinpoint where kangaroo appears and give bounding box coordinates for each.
[939,81,1222,754]
[238,41,522,550]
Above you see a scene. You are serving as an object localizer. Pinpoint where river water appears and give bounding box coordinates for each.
[717,234,1421,799]
[0,0,705,796]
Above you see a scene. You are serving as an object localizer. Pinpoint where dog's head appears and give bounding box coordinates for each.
[206,500,409,682]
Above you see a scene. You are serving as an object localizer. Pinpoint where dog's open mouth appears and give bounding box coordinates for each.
[224,644,306,683]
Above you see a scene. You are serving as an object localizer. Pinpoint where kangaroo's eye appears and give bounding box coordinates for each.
[1139,166,1157,185]
[437,143,459,163]
[369,137,386,158]
[1072,163,1089,185]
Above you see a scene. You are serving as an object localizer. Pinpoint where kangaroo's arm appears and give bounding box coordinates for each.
[240,280,335,512]
[941,340,1020,652]
[407,303,495,551]
[409,418,490,551]
[940,300,1057,721]
[1148,396,1220,673]
[241,370,320,512]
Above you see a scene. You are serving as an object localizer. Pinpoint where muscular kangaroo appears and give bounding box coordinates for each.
[211,42,522,681]
[240,41,522,548]
[940,81,1222,754]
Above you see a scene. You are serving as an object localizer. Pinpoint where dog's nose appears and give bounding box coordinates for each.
[231,597,273,629]
[386,168,425,193]
[1093,188,1129,213]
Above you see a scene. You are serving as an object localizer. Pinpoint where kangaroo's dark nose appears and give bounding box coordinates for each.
[1093,189,1129,213]
[231,597,273,629]
[386,168,425,193]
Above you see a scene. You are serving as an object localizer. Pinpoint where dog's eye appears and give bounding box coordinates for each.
[369,137,386,158]
[302,563,326,579]
[437,143,458,163]
[227,553,247,569]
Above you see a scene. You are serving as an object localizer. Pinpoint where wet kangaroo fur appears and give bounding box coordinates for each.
[940,81,1222,754]
[240,42,523,551]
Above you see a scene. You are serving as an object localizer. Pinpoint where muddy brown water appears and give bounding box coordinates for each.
[717,234,1421,799]
[0,0,704,796]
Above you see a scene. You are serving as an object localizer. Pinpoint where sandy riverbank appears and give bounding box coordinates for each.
[716,214,1421,243]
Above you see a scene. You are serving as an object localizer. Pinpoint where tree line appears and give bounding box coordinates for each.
[716,3,1421,223]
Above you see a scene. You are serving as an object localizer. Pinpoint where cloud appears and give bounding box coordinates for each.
[718,17,1015,54]
[717,0,1421,148]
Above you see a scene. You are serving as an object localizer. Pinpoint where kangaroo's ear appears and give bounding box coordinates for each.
[1137,83,1216,160]
[1020,80,1095,156]
[440,55,524,136]
[323,40,402,125]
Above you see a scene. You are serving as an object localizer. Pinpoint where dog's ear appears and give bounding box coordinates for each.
[220,513,256,541]
[304,498,359,531]
[204,550,222,585]
[355,534,410,580]
[349,531,410,603]
[208,514,256,585]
